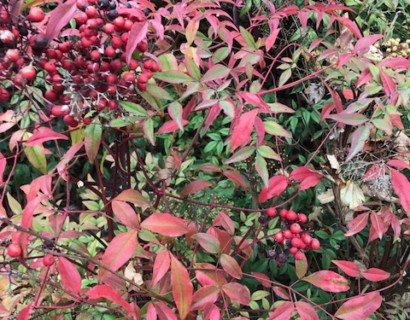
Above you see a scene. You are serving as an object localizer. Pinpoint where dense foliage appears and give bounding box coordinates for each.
[0,0,409,319]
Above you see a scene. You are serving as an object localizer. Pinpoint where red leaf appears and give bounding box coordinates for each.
[346,125,370,162]
[153,301,178,320]
[272,286,290,300]
[336,17,362,38]
[57,257,82,295]
[258,175,289,203]
[362,268,390,282]
[370,212,385,240]
[158,119,189,134]
[387,159,410,170]
[181,180,212,196]
[111,201,139,229]
[230,109,259,151]
[99,230,137,281]
[222,282,251,305]
[391,169,410,214]
[266,26,281,51]
[345,212,369,236]
[125,22,148,64]
[332,260,360,277]
[213,211,235,235]
[353,34,383,55]
[295,301,319,320]
[152,249,171,287]
[268,301,294,320]
[252,272,272,288]
[45,0,77,40]
[141,213,188,237]
[146,303,157,320]
[171,254,193,319]
[26,127,68,146]
[204,104,221,134]
[378,57,410,69]
[335,291,382,319]
[290,166,321,190]
[220,254,242,279]
[17,302,33,320]
[380,69,395,97]
[87,285,132,313]
[222,170,248,189]
[302,271,350,292]
[196,233,220,254]
[191,286,219,311]
[114,189,150,208]
[0,152,5,186]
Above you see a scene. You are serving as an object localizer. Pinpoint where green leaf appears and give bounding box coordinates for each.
[153,71,195,84]
[264,121,292,138]
[109,117,137,128]
[158,53,178,71]
[255,154,269,187]
[168,102,184,131]
[212,47,229,64]
[225,146,255,164]
[239,26,257,50]
[84,119,102,163]
[257,145,281,161]
[202,65,231,82]
[119,101,148,116]
[24,145,47,173]
[143,118,155,145]
[278,69,292,87]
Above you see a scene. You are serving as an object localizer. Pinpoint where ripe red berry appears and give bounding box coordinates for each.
[28,7,45,23]
[83,117,92,124]
[19,66,37,81]
[138,72,150,83]
[286,210,298,221]
[291,237,302,248]
[289,247,298,254]
[85,6,98,18]
[274,232,284,243]
[137,41,148,52]
[283,229,293,239]
[63,115,79,127]
[107,100,117,110]
[51,105,70,117]
[137,82,147,91]
[7,244,22,257]
[0,88,10,102]
[279,209,288,219]
[113,16,125,29]
[298,214,308,223]
[149,61,159,72]
[111,36,123,48]
[5,49,20,62]
[266,207,277,217]
[301,233,312,245]
[90,50,101,61]
[43,254,55,266]
[310,239,321,250]
[294,251,304,260]
[290,223,301,234]
[44,62,57,74]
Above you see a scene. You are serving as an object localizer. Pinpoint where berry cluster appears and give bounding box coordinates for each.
[6,242,55,266]
[0,0,159,126]
[260,208,321,261]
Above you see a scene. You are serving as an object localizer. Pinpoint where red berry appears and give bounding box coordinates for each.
[137,41,148,52]
[19,66,37,81]
[283,229,293,239]
[301,233,312,245]
[143,60,153,70]
[83,117,92,124]
[290,223,301,234]
[289,247,298,254]
[291,237,302,248]
[295,251,304,260]
[30,34,48,53]
[137,82,147,91]
[85,6,98,18]
[122,71,135,83]
[286,210,298,221]
[138,72,150,83]
[5,49,19,62]
[128,59,138,70]
[266,207,277,217]
[298,214,308,223]
[111,36,123,49]
[43,254,55,266]
[63,115,79,127]
[44,62,57,74]
[51,105,70,117]
[279,209,288,219]
[7,244,22,257]
[0,88,10,102]
[149,61,159,72]
[0,30,15,44]
[274,232,284,242]
[107,100,117,110]
[113,16,125,29]
[310,239,321,250]
[28,7,45,23]
[90,50,101,61]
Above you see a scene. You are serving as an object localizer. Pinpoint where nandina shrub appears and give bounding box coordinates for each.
[0,0,409,319]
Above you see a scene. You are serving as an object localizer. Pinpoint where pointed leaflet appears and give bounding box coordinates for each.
[258,175,289,203]
[225,146,255,164]
[345,125,370,162]
[17,302,33,320]
[332,260,360,277]
[378,57,410,69]
[158,119,189,134]
[45,0,77,40]
[379,69,395,97]
[295,301,319,320]
[180,180,212,196]
[87,285,132,313]
[125,21,148,64]
[168,102,184,131]
[202,65,231,82]
[353,34,383,55]
[146,303,157,320]
[222,282,251,305]
[230,109,259,151]
[220,254,242,279]
[345,212,369,236]
[152,249,171,287]
[390,169,410,214]
[171,254,193,319]
[328,113,368,126]
[272,286,291,299]
[222,170,249,189]
[141,213,188,237]
[335,291,382,319]
[362,268,390,282]
[57,257,82,295]
[24,145,47,174]
[26,127,68,146]
[213,212,235,235]
[154,71,194,84]
[84,120,102,163]
[295,252,308,279]
[370,211,385,240]
[99,230,138,281]
[111,201,139,229]
[268,301,295,320]
[302,271,349,292]
[153,301,178,320]
[196,233,220,254]
[114,189,150,208]
[264,120,292,138]
[191,286,219,311]
[290,166,322,190]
